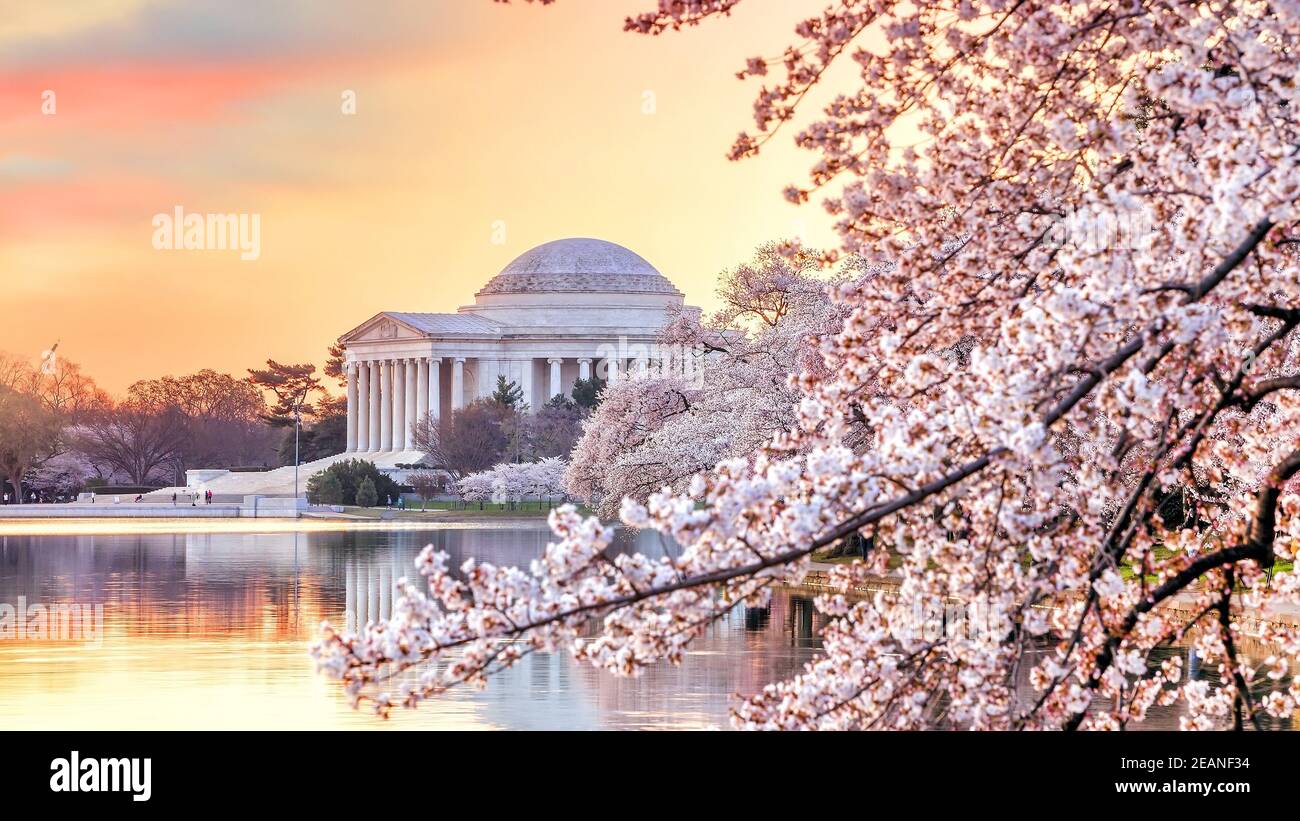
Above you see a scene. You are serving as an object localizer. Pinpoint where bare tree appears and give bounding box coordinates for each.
[410,401,508,479]
[128,369,275,469]
[406,470,442,511]
[0,352,108,498]
[77,400,189,486]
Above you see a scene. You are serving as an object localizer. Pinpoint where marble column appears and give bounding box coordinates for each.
[416,358,429,430]
[369,565,380,623]
[479,358,500,400]
[354,562,367,628]
[355,362,369,452]
[404,358,417,449]
[345,560,356,632]
[367,361,381,451]
[346,363,358,452]
[393,359,407,452]
[578,358,592,381]
[606,356,622,385]
[451,358,465,411]
[548,357,563,400]
[430,358,441,421]
[380,360,393,451]
[517,358,533,411]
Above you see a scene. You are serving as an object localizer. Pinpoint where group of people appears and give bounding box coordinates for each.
[1,491,41,504]
[169,490,215,505]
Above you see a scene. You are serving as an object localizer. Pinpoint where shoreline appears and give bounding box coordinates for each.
[787,568,1300,645]
[0,509,557,536]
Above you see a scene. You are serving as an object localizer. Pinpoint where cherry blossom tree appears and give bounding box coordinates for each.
[317,1,1300,730]
[567,243,858,517]
[457,458,568,507]
[455,471,496,507]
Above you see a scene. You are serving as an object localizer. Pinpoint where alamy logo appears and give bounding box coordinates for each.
[0,596,103,647]
[151,205,261,261]
[595,337,707,387]
[50,751,151,802]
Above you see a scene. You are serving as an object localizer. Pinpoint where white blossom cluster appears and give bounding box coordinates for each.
[456,457,567,505]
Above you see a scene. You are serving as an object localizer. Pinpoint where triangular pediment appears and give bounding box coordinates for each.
[338,313,426,344]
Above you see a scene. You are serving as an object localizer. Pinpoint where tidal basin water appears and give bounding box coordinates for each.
[0,521,829,730]
[0,521,1287,730]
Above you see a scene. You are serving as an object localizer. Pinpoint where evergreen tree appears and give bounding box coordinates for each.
[490,376,525,410]
[355,476,378,508]
[247,360,322,426]
[570,376,605,411]
[311,472,345,505]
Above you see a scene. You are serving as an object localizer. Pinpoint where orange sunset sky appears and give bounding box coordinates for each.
[1,0,854,395]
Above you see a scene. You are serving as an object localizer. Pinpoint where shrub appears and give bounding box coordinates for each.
[306,458,399,507]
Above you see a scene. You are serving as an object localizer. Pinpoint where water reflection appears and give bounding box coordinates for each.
[0,527,1292,730]
[0,526,821,730]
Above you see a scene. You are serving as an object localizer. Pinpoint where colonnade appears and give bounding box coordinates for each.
[346,357,443,453]
[345,355,617,453]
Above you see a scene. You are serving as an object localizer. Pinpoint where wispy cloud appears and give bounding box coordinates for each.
[0,0,842,394]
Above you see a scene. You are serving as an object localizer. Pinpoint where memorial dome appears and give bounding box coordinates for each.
[477,238,682,296]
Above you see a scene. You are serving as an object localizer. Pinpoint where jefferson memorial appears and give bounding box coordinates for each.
[337,237,698,454]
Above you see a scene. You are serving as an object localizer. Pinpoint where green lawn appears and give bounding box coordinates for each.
[1119,544,1293,583]
[337,500,592,519]
[811,546,906,570]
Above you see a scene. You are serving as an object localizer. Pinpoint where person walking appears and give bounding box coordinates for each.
[172,492,177,506]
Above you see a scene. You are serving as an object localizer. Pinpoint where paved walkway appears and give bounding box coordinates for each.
[147,450,425,499]
[0,502,243,518]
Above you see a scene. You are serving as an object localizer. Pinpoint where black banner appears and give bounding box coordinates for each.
[0,730,1287,809]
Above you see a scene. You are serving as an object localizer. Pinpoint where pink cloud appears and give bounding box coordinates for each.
[0,174,178,237]
[0,57,353,131]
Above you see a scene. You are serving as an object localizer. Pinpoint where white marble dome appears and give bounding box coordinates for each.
[478,237,682,296]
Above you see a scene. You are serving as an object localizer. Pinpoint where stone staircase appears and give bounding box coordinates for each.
[146,451,427,499]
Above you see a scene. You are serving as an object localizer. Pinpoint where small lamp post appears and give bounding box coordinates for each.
[293,403,301,503]
[291,386,310,508]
